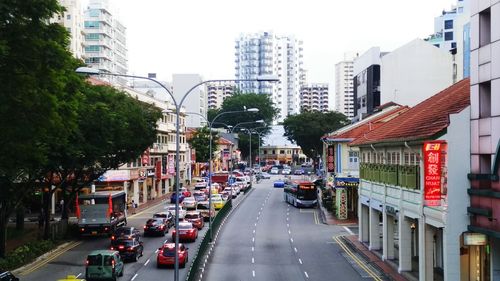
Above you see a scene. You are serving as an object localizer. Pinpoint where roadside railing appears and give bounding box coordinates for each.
[185,198,232,281]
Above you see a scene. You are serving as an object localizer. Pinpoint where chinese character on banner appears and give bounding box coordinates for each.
[168,155,175,175]
[327,145,335,173]
[423,141,444,206]
[141,148,150,165]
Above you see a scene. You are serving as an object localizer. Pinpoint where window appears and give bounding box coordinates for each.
[451,42,457,49]
[85,45,100,52]
[85,33,99,40]
[66,14,71,20]
[444,31,453,41]
[88,9,100,17]
[84,21,100,28]
[479,8,491,47]
[444,20,453,30]
[479,82,491,118]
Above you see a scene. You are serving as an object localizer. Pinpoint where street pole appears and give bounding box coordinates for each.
[75,67,277,281]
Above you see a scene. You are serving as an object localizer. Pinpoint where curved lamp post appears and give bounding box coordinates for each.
[75,66,278,281]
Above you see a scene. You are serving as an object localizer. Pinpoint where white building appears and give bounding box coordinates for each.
[380,39,454,107]
[335,55,355,119]
[300,83,329,113]
[235,32,305,122]
[83,0,128,85]
[56,0,85,59]
[172,74,207,128]
[206,81,236,110]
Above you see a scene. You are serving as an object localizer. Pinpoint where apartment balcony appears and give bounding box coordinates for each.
[149,143,169,154]
[359,163,420,189]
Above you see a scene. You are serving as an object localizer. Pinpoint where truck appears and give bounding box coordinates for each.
[77,190,127,236]
[210,173,229,191]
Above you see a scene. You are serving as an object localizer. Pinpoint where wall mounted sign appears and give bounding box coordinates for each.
[423,141,444,206]
[327,145,335,173]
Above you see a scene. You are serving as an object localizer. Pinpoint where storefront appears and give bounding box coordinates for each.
[333,177,359,220]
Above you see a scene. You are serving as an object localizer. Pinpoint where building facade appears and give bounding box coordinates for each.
[56,0,85,59]
[300,83,329,112]
[206,81,236,110]
[83,0,128,85]
[172,74,207,128]
[235,32,305,122]
[467,0,500,279]
[380,39,454,107]
[352,79,470,281]
[335,57,355,119]
[353,47,386,121]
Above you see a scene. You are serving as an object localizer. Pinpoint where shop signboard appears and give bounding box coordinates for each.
[98,170,130,182]
[335,177,359,188]
[155,160,162,180]
[464,233,487,246]
[335,188,348,220]
[327,145,335,173]
[168,155,175,175]
[423,141,444,206]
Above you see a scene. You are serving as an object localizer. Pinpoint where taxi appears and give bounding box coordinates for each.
[210,194,225,210]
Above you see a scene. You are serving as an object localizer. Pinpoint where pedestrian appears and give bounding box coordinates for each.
[131,200,136,214]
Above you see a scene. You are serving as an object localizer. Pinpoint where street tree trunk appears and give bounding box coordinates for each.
[15,206,24,231]
[43,188,52,240]
[0,203,8,258]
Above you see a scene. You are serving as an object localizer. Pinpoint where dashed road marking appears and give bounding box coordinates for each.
[252,247,254,252]
[252,257,255,264]
[304,271,309,278]
[294,247,298,253]
[298,258,302,264]
[144,259,150,266]
[76,273,82,278]
[131,273,138,281]
[290,238,294,243]
[252,270,255,277]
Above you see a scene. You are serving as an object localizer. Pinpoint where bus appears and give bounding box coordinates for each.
[283,180,318,208]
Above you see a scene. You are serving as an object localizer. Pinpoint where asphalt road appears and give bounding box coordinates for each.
[19,192,245,281]
[203,176,372,281]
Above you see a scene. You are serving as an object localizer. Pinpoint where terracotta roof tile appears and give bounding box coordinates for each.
[350,78,470,146]
[218,137,233,145]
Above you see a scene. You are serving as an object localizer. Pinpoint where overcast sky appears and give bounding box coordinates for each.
[89,0,457,86]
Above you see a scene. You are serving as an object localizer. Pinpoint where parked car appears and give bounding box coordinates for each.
[222,187,237,199]
[184,211,204,229]
[196,201,215,221]
[110,226,141,243]
[183,196,197,210]
[270,167,279,174]
[157,243,188,268]
[294,169,304,175]
[172,221,198,242]
[85,250,124,280]
[194,178,208,190]
[0,271,19,281]
[180,187,192,197]
[144,218,169,236]
[170,192,185,204]
[152,211,174,228]
[164,204,186,219]
[110,237,143,262]
[193,191,207,202]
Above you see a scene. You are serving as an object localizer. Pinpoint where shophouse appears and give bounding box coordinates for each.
[350,79,470,281]
[321,103,408,220]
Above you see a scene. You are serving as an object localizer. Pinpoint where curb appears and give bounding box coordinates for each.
[12,240,80,275]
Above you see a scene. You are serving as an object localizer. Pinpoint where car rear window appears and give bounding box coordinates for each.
[197,204,208,209]
[103,255,114,266]
[179,224,192,230]
[153,213,167,218]
[87,254,102,266]
[116,239,134,247]
[147,218,162,225]
[185,214,199,219]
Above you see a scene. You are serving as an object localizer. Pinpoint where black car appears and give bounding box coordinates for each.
[144,218,169,236]
[0,271,19,281]
[110,238,143,262]
[153,211,174,228]
[111,226,141,242]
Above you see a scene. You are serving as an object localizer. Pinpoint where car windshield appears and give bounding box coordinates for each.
[87,254,102,266]
[185,214,199,219]
[114,228,131,236]
[116,240,134,247]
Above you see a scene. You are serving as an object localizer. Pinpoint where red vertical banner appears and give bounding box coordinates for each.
[327,145,335,173]
[423,141,443,206]
[155,160,162,180]
[75,193,80,219]
[108,194,113,217]
[142,148,150,165]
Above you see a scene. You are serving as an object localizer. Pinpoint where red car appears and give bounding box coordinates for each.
[157,243,189,268]
[184,211,204,229]
[172,222,198,242]
[180,187,191,198]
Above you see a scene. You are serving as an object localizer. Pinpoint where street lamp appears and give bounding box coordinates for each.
[76,66,276,281]
[229,119,265,134]
[186,109,259,241]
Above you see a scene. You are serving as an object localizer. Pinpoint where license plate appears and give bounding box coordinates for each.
[180,231,187,234]
[91,231,97,235]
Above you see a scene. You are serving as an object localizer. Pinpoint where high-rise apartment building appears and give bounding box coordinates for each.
[83,0,128,85]
[56,0,85,59]
[235,32,305,122]
[467,0,500,278]
[206,81,236,110]
[300,84,329,113]
[335,56,355,119]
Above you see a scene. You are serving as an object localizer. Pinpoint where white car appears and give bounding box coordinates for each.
[164,204,186,219]
[270,167,279,174]
[183,197,197,210]
[282,168,291,175]
[223,187,237,198]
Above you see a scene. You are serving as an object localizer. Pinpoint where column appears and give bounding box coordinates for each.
[398,216,412,272]
[157,180,163,198]
[142,180,147,204]
[132,180,139,204]
[383,213,395,260]
[360,204,369,243]
[151,179,157,200]
[369,208,381,250]
[418,221,434,281]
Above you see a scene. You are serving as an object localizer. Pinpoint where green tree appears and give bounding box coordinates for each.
[282,111,349,159]
[188,126,220,163]
[41,83,162,239]
[0,0,82,257]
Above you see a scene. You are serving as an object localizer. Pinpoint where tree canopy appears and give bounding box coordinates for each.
[188,126,220,163]
[282,111,349,159]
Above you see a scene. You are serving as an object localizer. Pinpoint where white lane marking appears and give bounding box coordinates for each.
[252,237,255,242]
[252,246,254,252]
[155,249,159,253]
[288,230,291,234]
[144,259,150,266]
[287,223,289,228]
[164,239,168,243]
[299,258,303,264]
[258,212,261,215]
[252,257,255,264]
[252,270,255,277]
[286,218,289,221]
[343,226,355,235]
[76,273,82,278]
[294,247,298,252]
[253,230,255,234]
[304,271,309,278]
[290,238,293,243]
[131,273,138,281]
[261,207,263,211]
[255,223,257,226]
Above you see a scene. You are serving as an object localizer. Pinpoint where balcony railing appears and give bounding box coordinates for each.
[359,163,420,189]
